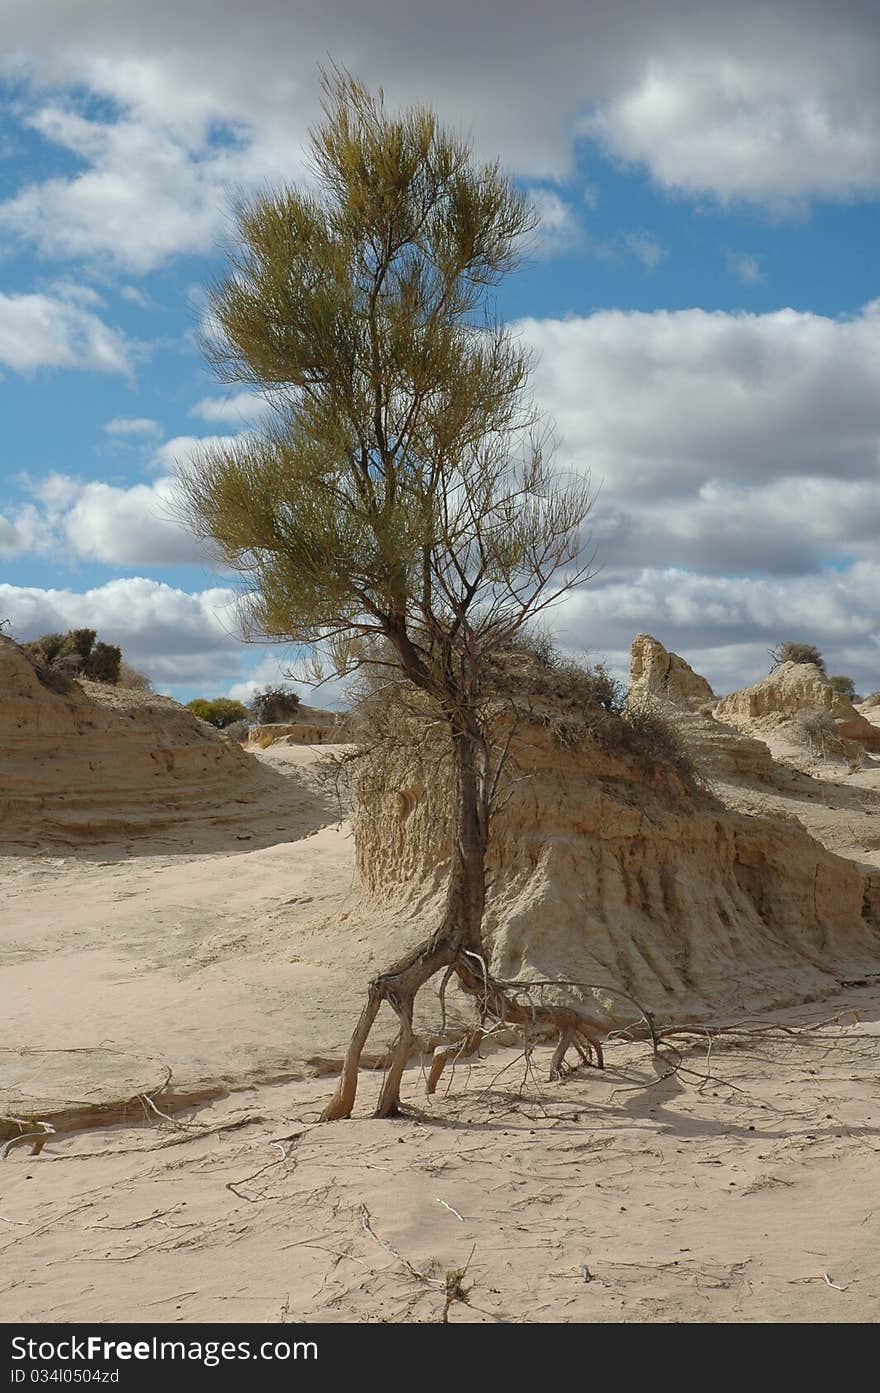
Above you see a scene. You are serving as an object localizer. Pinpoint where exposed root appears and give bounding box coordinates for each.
[322,943,650,1118]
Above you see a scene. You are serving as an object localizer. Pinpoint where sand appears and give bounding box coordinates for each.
[2,699,880,1322]
[1,990,878,1324]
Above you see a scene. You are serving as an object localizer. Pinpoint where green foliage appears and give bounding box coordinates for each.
[178,71,591,707]
[828,674,858,702]
[186,697,250,728]
[769,641,826,673]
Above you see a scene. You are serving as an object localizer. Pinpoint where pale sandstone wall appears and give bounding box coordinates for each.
[629,632,716,710]
[353,721,880,1022]
[715,662,880,753]
[0,636,270,845]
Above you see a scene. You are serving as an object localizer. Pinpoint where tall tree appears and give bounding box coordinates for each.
[179,73,593,1118]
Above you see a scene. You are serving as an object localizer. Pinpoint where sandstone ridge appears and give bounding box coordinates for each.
[0,635,273,846]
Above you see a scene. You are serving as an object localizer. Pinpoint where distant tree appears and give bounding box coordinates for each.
[828,675,858,702]
[186,697,250,728]
[251,686,301,723]
[769,641,826,673]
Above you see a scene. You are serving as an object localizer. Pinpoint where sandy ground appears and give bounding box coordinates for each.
[1,991,878,1324]
[2,741,880,1323]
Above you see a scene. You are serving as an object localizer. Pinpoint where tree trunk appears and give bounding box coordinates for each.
[321,724,489,1120]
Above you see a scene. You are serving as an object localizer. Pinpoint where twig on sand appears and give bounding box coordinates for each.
[359,1203,441,1287]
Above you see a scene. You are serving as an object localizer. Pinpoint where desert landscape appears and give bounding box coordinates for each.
[3,10,880,1340]
[3,629,879,1324]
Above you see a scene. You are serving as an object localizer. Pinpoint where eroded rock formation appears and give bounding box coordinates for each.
[0,635,271,845]
[629,633,716,710]
[353,715,880,1023]
[716,662,880,753]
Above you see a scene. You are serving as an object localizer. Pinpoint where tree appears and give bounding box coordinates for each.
[178,73,593,1119]
[828,675,858,703]
[186,697,250,728]
[251,686,301,723]
[769,641,826,673]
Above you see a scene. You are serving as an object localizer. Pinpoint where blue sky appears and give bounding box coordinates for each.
[2,1,879,702]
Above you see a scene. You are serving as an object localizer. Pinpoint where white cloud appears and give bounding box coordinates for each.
[0,290,132,375]
[726,251,764,286]
[150,434,241,477]
[0,3,878,277]
[119,284,152,309]
[189,391,271,425]
[104,416,161,436]
[519,300,880,507]
[62,477,202,565]
[1,470,203,566]
[0,577,245,688]
[553,563,880,696]
[582,43,880,207]
[526,189,581,257]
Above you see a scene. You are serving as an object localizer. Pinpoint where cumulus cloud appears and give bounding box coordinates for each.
[1,3,879,275]
[149,434,241,477]
[553,563,880,696]
[104,416,160,436]
[519,300,880,506]
[0,290,132,375]
[0,577,245,688]
[1,470,203,566]
[189,391,271,425]
[526,189,582,257]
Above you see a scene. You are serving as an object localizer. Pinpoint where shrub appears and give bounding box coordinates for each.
[186,697,250,728]
[793,711,848,760]
[864,691,880,708]
[221,718,250,742]
[250,686,301,723]
[829,675,859,702]
[117,660,153,691]
[83,641,121,683]
[769,641,826,673]
[23,628,121,683]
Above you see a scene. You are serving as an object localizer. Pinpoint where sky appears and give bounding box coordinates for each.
[1,0,879,704]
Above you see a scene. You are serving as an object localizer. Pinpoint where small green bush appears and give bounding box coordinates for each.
[186,697,250,728]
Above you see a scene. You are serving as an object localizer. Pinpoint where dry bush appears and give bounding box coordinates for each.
[250,687,301,723]
[24,629,121,684]
[791,711,860,767]
[863,691,880,709]
[222,718,250,742]
[117,660,153,691]
[769,640,826,673]
[347,637,700,796]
